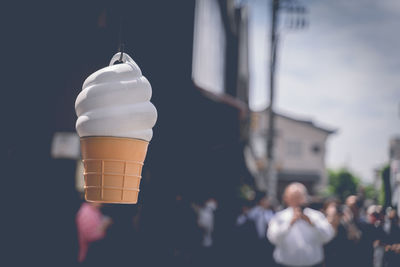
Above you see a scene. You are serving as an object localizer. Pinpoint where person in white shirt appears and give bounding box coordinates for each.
[197,198,218,247]
[267,183,335,267]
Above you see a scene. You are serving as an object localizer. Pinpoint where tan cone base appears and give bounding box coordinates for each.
[80,137,149,204]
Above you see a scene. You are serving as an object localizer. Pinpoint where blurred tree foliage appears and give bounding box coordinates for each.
[238,184,256,201]
[363,184,378,201]
[328,168,360,202]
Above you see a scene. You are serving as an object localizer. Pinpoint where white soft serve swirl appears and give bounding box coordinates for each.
[75,53,157,142]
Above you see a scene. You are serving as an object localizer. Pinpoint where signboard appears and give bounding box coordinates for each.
[75,160,84,193]
[51,132,80,159]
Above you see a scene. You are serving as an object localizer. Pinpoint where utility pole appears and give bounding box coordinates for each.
[265,0,307,201]
[265,0,279,201]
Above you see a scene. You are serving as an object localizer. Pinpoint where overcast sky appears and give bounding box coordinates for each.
[247,0,400,183]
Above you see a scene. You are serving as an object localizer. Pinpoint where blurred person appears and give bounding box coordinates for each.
[342,196,362,242]
[76,202,112,264]
[267,183,334,267]
[384,244,400,267]
[198,197,218,247]
[383,207,400,267]
[234,200,259,267]
[366,205,386,267]
[235,194,275,266]
[196,197,218,266]
[367,205,384,226]
[246,193,275,266]
[343,195,384,267]
[248,194,275,239]
[383,207,400,245]
[236,199,253,226]
[323,200,350,267]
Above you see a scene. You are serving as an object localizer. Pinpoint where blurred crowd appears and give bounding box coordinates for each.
[75,182,400,267]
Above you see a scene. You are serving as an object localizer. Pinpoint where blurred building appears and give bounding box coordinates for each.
[246,110,335,198]
[190,0,253,211]
[390,137,400,213]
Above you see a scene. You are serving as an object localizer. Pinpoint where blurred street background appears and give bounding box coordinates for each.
[3,0,400,266]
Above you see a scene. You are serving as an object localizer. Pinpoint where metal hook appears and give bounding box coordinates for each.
[113,43,125,65]
[119,43,124,61]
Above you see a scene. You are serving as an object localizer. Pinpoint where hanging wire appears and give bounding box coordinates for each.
[118,14,124,59]
[114,15,125,64]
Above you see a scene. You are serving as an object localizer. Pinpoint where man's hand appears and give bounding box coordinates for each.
[291,207,314,226]
[301,213,314,226]
[291,207,303,225]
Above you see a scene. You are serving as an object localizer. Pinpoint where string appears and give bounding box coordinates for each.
[115,14,125,64]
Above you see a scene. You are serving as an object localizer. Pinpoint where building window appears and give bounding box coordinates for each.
[286,140,302,157]
[311,144,321,155]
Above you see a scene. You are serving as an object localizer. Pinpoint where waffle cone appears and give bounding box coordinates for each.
[80,136,149,204]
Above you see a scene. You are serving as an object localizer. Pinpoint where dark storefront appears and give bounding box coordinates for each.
[4,1,251,265]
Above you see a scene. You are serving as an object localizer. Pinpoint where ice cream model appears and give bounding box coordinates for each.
[75,52,157,204]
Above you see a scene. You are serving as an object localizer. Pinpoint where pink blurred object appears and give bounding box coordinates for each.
[76,203,106,263]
